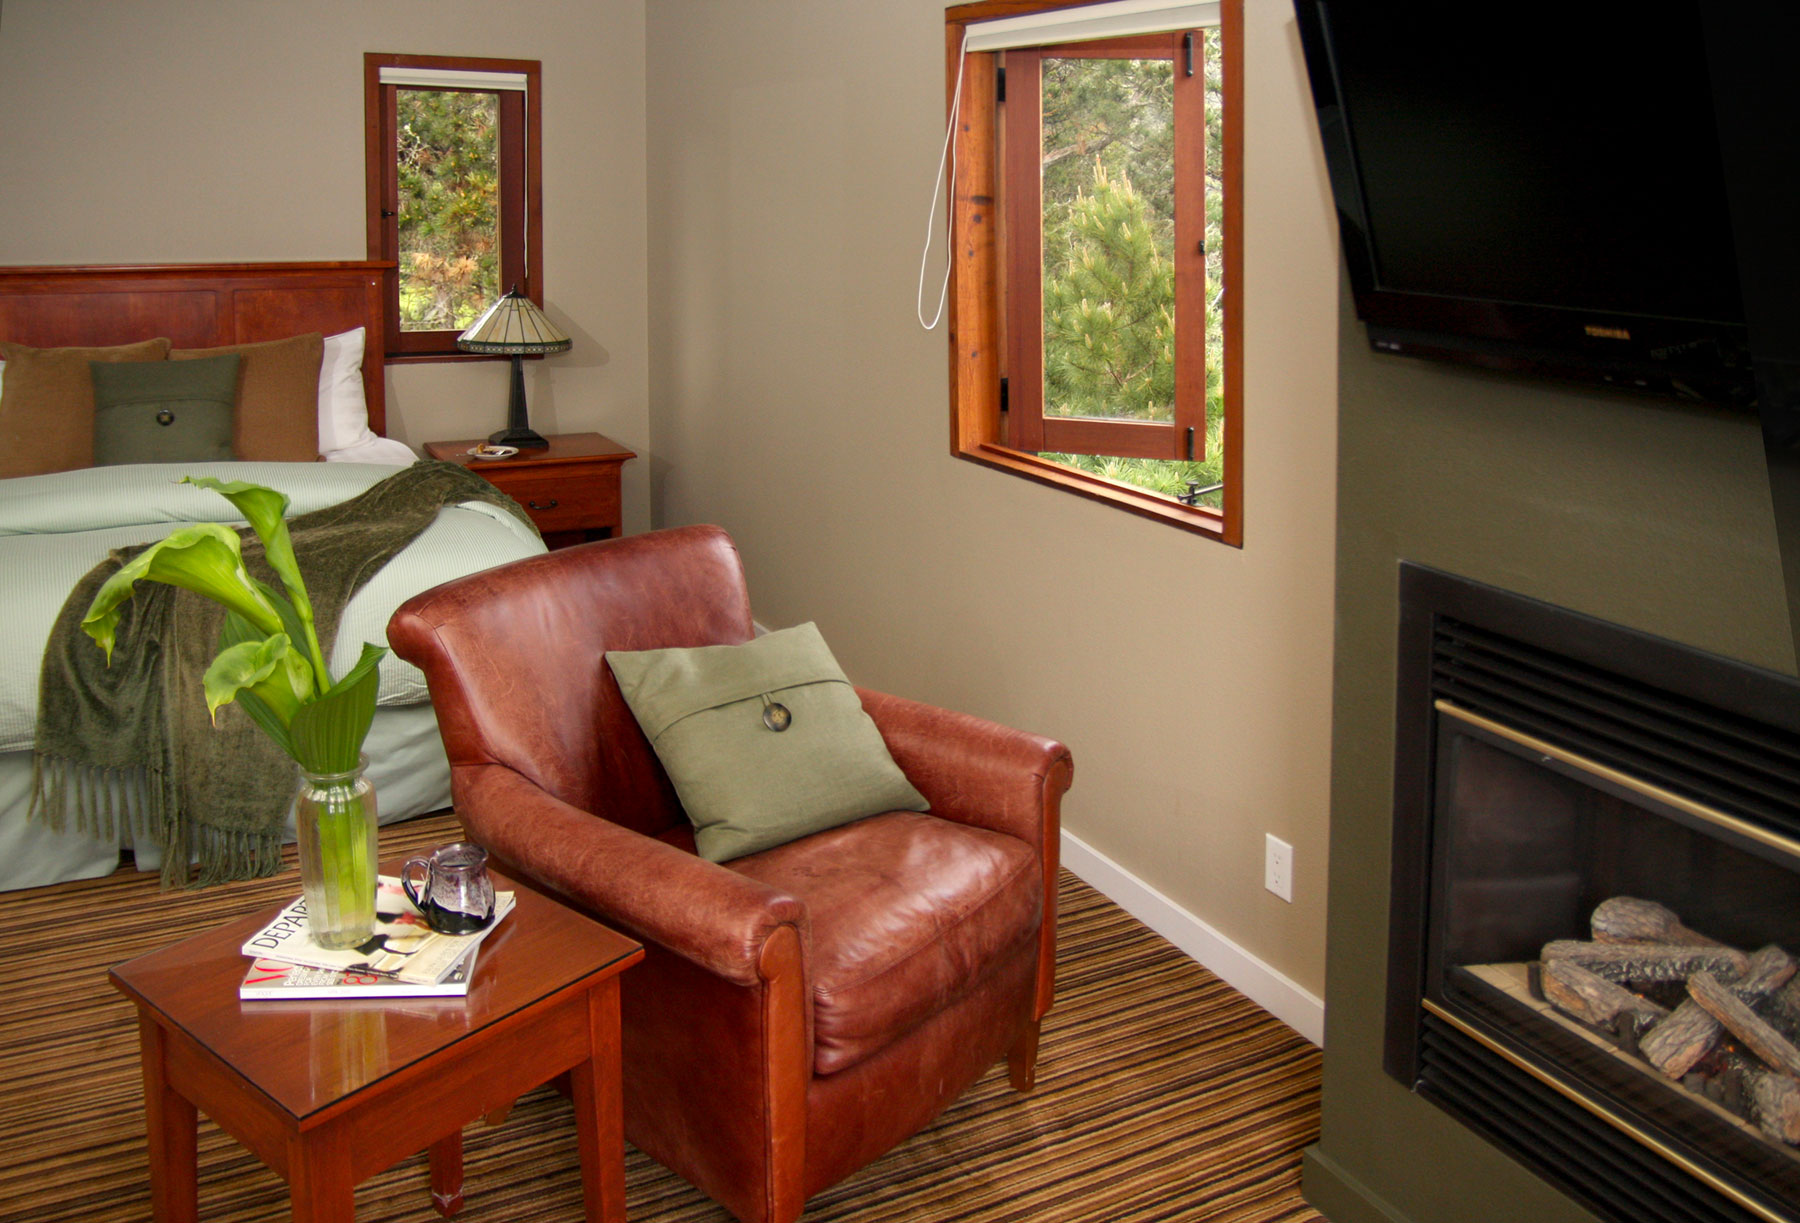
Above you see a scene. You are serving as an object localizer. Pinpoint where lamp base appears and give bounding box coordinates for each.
[487,425,550,450]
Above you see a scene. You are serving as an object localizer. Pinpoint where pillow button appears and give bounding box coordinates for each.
[761,696,792,732]
[155,409,176,426]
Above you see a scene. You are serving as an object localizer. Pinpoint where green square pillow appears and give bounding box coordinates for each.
[606,622,929,862]
[90,353,240,465]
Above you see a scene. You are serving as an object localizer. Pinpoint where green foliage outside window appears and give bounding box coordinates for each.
[1036,32,1225,508]
[396,88,501,332]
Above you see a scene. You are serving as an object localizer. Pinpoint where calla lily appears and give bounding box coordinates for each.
[182,476,331,687]
[202,633,312,726]
[81,478,391,774]
[81,524,282,663]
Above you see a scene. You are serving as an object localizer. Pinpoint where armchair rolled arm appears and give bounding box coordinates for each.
[858,687,1074,850]
[455,763,809,987]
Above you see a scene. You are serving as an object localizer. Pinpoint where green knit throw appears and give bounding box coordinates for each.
[30,461,536,886]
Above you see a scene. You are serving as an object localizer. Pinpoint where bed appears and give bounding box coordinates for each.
[0,262,547,892]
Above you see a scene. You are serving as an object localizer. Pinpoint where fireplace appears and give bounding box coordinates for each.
[1387,565,1800,1223]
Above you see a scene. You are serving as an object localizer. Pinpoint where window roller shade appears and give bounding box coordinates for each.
[378,66,528,91]
[963,0,1222,51]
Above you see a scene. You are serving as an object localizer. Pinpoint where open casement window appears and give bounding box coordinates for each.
[364,54,543,360]
[945,1,1243,544]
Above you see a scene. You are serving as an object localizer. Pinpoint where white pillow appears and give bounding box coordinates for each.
[324,435,417,465]
[318,328,378,453]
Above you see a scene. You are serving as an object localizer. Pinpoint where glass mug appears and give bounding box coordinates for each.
[401,842,496,935]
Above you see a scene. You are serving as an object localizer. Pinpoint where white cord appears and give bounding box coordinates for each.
[917,30,972,331]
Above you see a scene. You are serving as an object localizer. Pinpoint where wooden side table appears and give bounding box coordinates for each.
[427,432,636,549]
[110,867,642,1223]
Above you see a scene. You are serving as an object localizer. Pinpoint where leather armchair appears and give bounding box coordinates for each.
[388,525,1073,1223]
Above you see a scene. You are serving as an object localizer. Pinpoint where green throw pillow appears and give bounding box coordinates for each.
[606,622,929,862]
[91,353,240,465]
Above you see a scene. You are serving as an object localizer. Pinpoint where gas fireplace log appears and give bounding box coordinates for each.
[1591,897,1720,946]
[1541,940,1750,986]
[1748,1069,1800,1145]
[1541,959,1668,1029]
[1640,1001,1724,1079]
[1771,978,1800,1038]
[1630,947,1794,1079]
[1688,972,1800,1080]
[1737,946,1799,1007]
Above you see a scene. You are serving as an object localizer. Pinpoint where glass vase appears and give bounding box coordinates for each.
[293,755,380,950]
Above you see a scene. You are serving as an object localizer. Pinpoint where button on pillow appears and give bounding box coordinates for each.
[91,353,240,466]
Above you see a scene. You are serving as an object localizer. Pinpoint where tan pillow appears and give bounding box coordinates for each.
[173,332,323,462]
[0,338,173,477]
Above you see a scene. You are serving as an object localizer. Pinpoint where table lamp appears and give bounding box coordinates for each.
[456,285,571,449]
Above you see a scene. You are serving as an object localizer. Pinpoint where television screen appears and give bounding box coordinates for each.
[1296,2,1754,406]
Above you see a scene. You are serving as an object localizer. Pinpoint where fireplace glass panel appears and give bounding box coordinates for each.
[1429,717,1800,1210]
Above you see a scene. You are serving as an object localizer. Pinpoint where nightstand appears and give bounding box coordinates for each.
[427,432,636,549]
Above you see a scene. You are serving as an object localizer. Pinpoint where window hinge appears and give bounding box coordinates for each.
[1183,31,1195,77]
[999,376,1010,413]
[1185,425,1196,461]
[997,65,1006,103]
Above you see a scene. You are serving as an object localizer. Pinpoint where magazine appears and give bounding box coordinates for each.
[240,943,479,1000]
[240,876,515,985]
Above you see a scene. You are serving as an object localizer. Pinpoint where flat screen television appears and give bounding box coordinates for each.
[1293,2,1756,409]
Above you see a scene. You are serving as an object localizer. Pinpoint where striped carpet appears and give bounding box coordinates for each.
[0,812,1323,1223]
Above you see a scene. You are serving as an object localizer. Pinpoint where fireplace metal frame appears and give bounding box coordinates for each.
[1387,563,1800,1223]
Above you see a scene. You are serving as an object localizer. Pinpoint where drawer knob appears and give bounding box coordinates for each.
[528,498,559,512]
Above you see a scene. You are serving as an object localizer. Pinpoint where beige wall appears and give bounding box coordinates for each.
[0,0,653,534]
[645,0,1341,999]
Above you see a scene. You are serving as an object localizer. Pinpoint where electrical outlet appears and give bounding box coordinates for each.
[1265,834,1294,903]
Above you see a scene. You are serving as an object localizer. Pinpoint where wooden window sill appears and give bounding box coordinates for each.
[961,443,1234,542]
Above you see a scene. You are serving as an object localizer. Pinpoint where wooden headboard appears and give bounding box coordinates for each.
[0,261,393,436]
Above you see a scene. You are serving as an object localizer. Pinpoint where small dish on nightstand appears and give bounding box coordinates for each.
[467,444,519,460]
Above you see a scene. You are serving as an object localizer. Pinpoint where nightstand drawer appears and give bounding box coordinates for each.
[488,467,620,534]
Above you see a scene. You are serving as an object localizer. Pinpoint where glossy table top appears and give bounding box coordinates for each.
[424,432,637,469]
[110,866,641,1122]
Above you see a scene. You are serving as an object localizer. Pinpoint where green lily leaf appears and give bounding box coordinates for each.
[234,688,298,761]
[218,609,267,651]
[289,644,387,774]
[82,524,282,663]
[326,641,390,697]
[185,476,331,690]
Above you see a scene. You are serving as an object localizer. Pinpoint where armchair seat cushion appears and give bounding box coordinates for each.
[732,810,1042,1075]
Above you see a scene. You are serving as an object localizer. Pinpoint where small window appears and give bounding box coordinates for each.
[364,54,542,359]
[945,2,1242,543]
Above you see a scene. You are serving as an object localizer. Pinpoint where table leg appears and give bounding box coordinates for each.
[288,1126,356,1223]
[429,1130,465,1217]
[138,1016,199,1223]
[568,979,627,1222]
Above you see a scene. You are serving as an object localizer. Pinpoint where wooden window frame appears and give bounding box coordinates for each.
[363,53,543,362]
[944,1,1244,545]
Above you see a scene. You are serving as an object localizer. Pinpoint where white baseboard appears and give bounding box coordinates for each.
[1060,829,1326,1047]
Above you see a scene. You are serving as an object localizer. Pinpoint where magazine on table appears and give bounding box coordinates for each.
[239,943,480,1000]
[240,876,515,985]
